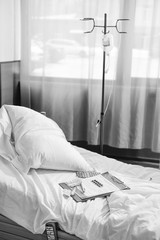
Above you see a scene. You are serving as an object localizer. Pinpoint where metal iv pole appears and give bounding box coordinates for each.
[81,14,129,154]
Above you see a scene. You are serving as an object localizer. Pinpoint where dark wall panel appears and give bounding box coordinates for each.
[0,61,20,106]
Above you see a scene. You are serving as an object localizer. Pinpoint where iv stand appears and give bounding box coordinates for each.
[100,13,107,155]
[81,13,129,155]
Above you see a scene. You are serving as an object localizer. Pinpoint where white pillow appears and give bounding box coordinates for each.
[4,104,65,142]
[0,106,17,162]
[4,105,93,173]
[0,105,12,137]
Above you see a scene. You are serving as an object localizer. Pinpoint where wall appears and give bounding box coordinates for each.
[0,0,21,106]
[0,0,20,62]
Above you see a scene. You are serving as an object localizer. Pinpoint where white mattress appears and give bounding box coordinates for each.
[0,146,160,240]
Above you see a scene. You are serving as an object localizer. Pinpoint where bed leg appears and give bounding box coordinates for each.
[45,222,58,240]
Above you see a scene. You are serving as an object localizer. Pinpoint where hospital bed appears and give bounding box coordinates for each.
[0,104,160,240]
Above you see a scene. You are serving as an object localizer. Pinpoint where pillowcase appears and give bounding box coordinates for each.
[0,106,17,162]
[11,130,93,173]
[4,104,65,142]
[0,105,12,137]
[4,105,93,173]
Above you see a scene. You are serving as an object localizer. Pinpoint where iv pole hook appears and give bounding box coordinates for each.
[80,18,96,33]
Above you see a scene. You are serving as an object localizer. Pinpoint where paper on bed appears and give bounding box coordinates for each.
[60,172,129,201]
[78,174,119,197]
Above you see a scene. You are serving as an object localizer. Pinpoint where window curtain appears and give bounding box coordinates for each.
[105,0,160,153]
[20,0,160,154]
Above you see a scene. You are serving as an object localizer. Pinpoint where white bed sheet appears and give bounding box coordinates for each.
[0,146,160,240]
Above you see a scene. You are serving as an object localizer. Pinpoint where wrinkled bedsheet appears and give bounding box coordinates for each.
[1,145,160,240]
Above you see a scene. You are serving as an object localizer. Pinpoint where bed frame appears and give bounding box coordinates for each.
[0,214,82,240]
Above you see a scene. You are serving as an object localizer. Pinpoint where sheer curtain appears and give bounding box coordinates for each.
[105,0,160,154]
[20,0,160,155]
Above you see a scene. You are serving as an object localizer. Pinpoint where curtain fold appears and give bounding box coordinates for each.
[20,0,160,156]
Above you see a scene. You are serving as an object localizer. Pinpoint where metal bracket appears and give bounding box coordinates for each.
[80,14,129,34]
